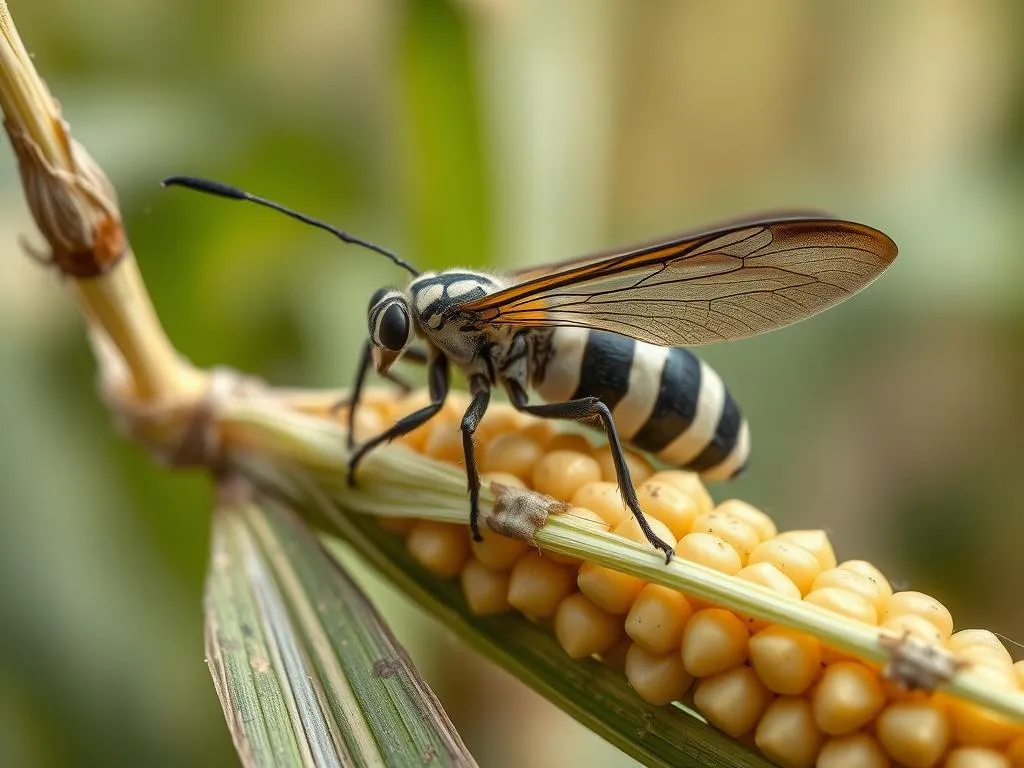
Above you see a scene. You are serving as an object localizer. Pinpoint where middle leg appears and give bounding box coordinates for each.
[459,374,492,542]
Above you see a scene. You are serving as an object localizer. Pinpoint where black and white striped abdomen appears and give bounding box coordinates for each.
[534,328,750,480]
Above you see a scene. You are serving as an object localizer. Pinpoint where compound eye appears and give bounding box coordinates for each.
[375,302,410,352]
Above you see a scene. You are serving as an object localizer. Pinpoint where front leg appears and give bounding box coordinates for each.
[506,381,674,563]
[347,351,450,486]
[459,374,491,542]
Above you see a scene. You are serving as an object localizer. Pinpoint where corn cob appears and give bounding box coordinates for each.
[345,388,1024,768]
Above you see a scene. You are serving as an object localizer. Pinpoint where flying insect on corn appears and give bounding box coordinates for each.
[163,176,898,562]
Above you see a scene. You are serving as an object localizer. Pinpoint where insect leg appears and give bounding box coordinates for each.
[347,352,450,486]
[330,343,429,433]
[506,381,675,563]
[460,374,491,542]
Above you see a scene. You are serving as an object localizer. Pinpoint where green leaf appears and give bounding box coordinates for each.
[204,485,476,767]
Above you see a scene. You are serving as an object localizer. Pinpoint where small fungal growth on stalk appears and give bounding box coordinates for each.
[343,387,1024,768]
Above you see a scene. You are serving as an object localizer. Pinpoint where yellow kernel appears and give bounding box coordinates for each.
[635,479,702,539]
[553,592,623,659]
[947,630,1013,662]
[876,702,951,768]
[422,420,466,464]
[804,588,879,626]
[557,505,608,532]
[546,432,594,454]
[880,614,947,646]
[755,697,826,768]
[577,563,646,615]
[392,391,436,450]
[470,527,528,572]
[624,643,695,706]
[676,532,743,575]
[714,498,778,541]
[650,470,714,516]
[592,444,654,485]
[625,584,694,654]
[817,733,892,768]
[944,747,1011,768]
[480,471,527,491]
[957,646,1016,677]
[681,608,750,677]
[736,562,803,631]
[776,530,837,571]
[883,592,954,641]
[748,626,822,695]
[949,667,1019,747]
[813,568,887,614]
[460,559,512,616]
[570,482,629,528]
[748,539,822,595]
[1007,735,1024,767]
[615,513,677,551]
[406,521,471,579]
[480,433,543,482]
[693,665,774,737]
[520,419,557,446]
[1015,661,1024,690]
[473,402,523,443]
[351,405,385,443]
[812,662,886,735]
[532,450,602,500]
[689,512,760,563]
[837,560,893,601]
[376,516,417,535]
[506,553,576,619]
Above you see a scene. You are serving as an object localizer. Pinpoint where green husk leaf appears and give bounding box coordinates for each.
[204,480,476,768]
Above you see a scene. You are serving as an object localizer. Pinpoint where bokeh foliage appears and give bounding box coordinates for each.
[1,1,1022,766]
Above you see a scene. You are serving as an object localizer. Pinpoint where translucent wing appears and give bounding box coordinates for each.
[460,217,897,347]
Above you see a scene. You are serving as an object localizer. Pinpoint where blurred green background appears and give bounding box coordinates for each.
[2,1,1023,765]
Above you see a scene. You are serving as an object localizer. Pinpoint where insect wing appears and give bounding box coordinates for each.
[459,218,897,347]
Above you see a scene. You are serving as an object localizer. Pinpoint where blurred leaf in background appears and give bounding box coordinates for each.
[1,1,1022,766]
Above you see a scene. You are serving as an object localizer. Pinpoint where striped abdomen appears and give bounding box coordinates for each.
[533,328,750,480]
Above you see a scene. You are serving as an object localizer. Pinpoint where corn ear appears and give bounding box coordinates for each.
[205,479,475,768]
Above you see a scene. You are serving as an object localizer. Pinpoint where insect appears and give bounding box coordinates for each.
[164,176,898,562]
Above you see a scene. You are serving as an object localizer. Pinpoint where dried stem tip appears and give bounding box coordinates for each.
[0,2,123,276]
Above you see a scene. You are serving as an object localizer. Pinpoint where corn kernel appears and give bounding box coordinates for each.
[817,733,891,768]
[689,512,760,563]
[473,403,523,444]
[481,471,527,491]
[593,444,654,485]
[545,431,593,454]
[377,516,417,535]
[351,405,385,443]
[735,562,803,631]
[576,516,675,613]
[950,667,1019,747]
[755,697,826,768]
[554,592,623,659]
[813,567,887,614]
[882,592,954,641]
[676,532,743,575]
[748,626,822,695]
[407,521,471,578]
[876,702,951,768]
[570,482,629,528]
[532,450,603,500]
[480,433,543,482]
[880,613,946,646]
[837,560,893,601]
[392,391,436,450]
[470,527,528,572]
[693,665,773,737]
[1007,735,1024,767]
[625,584,693,654]
[805,587,879,626]
[957,646,1016,677]
[748,539,822,595]
[944,747,1011,768]
[624,643,695,706]
[507,553,576,619]
[461,559,512,616]
[1015,661,1024,690]
[645,470,713,515]
[681,608,750,677]
[715,498,778,541]
[812,661,886,735]
[776,530,837,571]
[636,479,701,539]
[422,421,466,464]
[947,631,1013,664]
[520,419,557,446]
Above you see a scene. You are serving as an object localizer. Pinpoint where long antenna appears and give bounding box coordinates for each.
[162,176,420,276]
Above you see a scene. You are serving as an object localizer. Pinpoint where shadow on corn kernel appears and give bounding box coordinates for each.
[346,389,1024,768]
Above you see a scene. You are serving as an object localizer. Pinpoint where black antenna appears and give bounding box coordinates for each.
[162,176,420,276]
